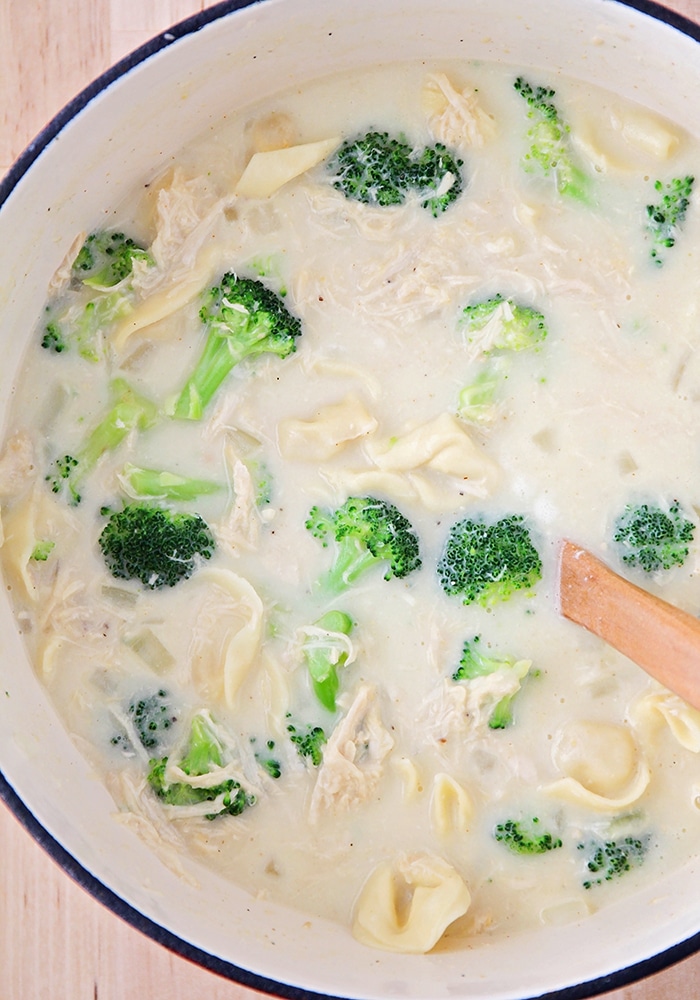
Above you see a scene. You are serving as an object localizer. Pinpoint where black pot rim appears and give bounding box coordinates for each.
[1,0,700,997]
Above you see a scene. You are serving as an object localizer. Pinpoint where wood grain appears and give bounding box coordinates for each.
[560,540,700,711]
[3,2,700,998]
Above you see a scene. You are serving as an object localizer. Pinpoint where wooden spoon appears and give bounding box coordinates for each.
[559,540,700,711]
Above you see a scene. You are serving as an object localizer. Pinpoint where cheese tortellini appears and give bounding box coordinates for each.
[352,853,471,953]
[309,684,393,823]
[545,720,650,811]
[632,687,700,753]
[430,773,473,837]
[190,568,264,708]
[277,393,378,461]
[322,412,501,510]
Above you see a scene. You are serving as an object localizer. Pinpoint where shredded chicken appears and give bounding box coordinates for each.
[0,431,36,499]
[423,72,497,149]
[309,684,394,823]
[107,770,199,885]
[213,455,263,555]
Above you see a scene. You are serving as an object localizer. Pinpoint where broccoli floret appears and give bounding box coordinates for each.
[46,378,159,505]
[456,296,548,424]
[301,609,354,712]
[460,294,548,353]
[457,361,505,425]
[287,719,327,766]
[457,357,508,425]
[45,454,80,503]
[148,711,256,819]
[72,230,152,288]
[171,272,302,420]
[409,142,464,216]
[99,503,215,589]
[41,323,67,353]
[438,514,541,607]
[513,76,590,201]
[306,495,422,593]
[40,230,149,360]
[41,291,132,362]
[494,817,563,855]
[579,836,648,888]
[646,176,695,266]
[30,539,55,562]
[252,738,282,779]
[123,688,179,751]
[453,635,532,729]
[245,457,273,507]
[331,131,411,206]
[261,757,282,779]
[613,500,694,573]
[118,463,222,502]
[329,131,464,215]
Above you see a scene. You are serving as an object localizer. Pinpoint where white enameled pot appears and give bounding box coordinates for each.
[1,2,700,997]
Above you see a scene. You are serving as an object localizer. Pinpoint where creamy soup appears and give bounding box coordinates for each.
[2,60,700,954]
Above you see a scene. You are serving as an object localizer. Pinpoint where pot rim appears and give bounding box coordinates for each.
[2,1,700,997]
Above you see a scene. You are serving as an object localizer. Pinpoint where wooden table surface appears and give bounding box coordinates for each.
[3,1,700,997]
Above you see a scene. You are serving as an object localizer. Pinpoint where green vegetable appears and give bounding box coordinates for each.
[457,295,549,424]
[99,503,215,589]
[171,272,302,420]
[287,720,327,766]
[513,76,590,201]
[329,131,464,215]
[148,711,256,819]
[453,635,532,729]
[250,459,273,507]
[437,514,541,607]
[457,363,504,425]
[579,836,648,888]
[118,463,222,502]
[494,817,563,855]
[41,291,132,362]
[646,175,695,265]
[460,294,548,353]
[46,377,159,505]
[39,230,150,359]
[613,500,694,573]
[40,324,67,353]
[306,495,422,593]
[253,739,282,779]
[72,230,152,288]
[301,609,354,712]
[30,539,55,562]
[123,688,178,752]
[410,142,466,217]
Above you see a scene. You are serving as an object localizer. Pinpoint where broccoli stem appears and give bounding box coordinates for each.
[147,712,255,818]
[80,378,159,471]
[489,695,517,731]
[325,538,383,593]
[172,303,289,421]
[172,322,253,420]
[171,272,302,420]
[179,712,224,775]
[47,378,158,504]
[119,463,222,501]
[514,76,590,202]
[303,609,354,712]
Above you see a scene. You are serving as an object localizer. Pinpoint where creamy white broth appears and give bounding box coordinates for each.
[2,58,700,951]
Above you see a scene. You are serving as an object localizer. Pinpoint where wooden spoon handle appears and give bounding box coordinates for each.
[559,540,700,711]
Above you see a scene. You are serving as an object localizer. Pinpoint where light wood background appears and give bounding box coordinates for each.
[3,1,700,997]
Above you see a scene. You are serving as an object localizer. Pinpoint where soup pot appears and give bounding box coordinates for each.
[2,1,700,997]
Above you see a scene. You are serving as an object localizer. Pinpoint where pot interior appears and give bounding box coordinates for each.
[1,1,700,997]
